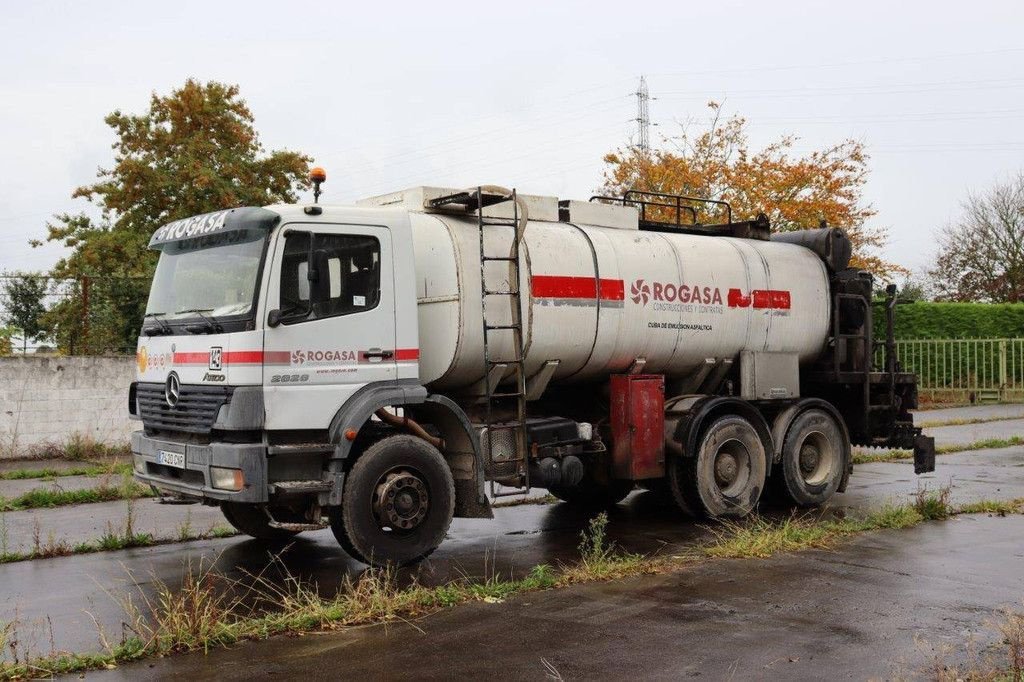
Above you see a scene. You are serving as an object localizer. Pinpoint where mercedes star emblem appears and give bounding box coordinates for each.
[165,371,181,407]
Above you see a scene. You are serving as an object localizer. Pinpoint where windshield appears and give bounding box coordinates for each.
[145,228,267,321]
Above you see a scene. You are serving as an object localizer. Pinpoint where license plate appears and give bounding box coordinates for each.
[158,450,185,469]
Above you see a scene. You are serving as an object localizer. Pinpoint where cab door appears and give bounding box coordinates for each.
[262,223,396,430]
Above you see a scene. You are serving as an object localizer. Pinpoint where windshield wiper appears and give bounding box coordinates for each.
[176,308,224,334]
[143,312,173,336]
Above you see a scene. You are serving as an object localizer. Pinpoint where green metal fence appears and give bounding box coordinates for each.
[879,338,1024,403]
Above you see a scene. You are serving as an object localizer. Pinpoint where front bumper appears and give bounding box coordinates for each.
[131,431,268,503]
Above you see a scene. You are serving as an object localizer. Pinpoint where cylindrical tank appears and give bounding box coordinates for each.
[408,211,831,392]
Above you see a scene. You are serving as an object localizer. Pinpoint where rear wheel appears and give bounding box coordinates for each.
[669,414,766,518]
[220,502,300,541]
[772,408,848,507]
[331,435,454,567]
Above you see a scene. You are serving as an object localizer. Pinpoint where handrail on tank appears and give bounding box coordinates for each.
[589,190,733,226]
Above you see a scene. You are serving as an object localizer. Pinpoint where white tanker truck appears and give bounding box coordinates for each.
[129,177,935,566]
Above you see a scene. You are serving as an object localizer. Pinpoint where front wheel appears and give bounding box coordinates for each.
[331,435,454,567]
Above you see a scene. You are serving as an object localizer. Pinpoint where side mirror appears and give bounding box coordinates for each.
[267,309,282,328]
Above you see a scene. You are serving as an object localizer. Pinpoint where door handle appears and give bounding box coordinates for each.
[363,349,394,360]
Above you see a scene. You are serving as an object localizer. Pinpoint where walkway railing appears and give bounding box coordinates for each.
[877,338,1024,403]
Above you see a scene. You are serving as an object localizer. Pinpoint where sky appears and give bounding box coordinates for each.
[1,0,1022,278]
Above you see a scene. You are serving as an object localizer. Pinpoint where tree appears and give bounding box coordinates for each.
[0,327,13,357]
[928,172,1024,303]
[0,273,48,353]
[601,102,903,279]
[37,79,312,353]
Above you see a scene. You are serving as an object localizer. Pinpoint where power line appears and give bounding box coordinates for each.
[649,46,1024,79]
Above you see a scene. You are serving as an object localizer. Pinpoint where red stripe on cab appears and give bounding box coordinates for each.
[172,352,209,365]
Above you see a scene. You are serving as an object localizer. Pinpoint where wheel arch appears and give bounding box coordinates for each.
[325,381,489,517]
[667,395,775,478]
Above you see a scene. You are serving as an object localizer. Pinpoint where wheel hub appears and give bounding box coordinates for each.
[714,452,739,486]
[799,444,821,475]
[373,470,429,532]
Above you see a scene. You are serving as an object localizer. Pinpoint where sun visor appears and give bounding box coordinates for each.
[148,207,279,249]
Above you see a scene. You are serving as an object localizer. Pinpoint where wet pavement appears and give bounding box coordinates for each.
[913,403,1024,423]
[0,406,1022,673]
[0,497,226,555]
[928,418,1024,448]
[0,473,127,500]
[2,445,1023,665]
[112,513,1024,681]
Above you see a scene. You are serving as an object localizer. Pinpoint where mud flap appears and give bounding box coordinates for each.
[913,434,936,474]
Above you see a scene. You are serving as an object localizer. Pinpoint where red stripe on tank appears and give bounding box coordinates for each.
[531,275,624,301]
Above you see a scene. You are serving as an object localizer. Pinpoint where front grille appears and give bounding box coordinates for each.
[137,383,233,434]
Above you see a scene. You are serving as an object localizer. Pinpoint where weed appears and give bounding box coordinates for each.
[904,603,1024,680]
[957,498,1024,516]
[853,435,1024,465]
[918,414,1024,429]
[0,481,153,512]
[176,511,194,542]
[914,484,953,521]
[559,512,645,583]
[705,515,838,559]
[209,525,236,539]
[4,495,1024,678]
[860,504,924,530]
[0,463,132,481]
[492,494,558,508]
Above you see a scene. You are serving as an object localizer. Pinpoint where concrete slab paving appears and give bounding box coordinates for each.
[914,403,1024,423]
[0,473,126,500]
[0,497,226,555]
[2,445,1023,664]
[110,514,1024,681]
[0,458,98,474]
[1,406,1022,669]
[926,418,1024,448]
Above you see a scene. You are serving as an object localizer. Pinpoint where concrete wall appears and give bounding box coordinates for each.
[0,356,137,457]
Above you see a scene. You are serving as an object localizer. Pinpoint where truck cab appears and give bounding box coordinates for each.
[131,204,484,564]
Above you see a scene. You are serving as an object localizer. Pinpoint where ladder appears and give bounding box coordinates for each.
[428,187,530,496]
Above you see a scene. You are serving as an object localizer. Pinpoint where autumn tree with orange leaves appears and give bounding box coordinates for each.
[601,102,903,279]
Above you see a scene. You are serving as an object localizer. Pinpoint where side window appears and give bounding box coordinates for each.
[279,232,311,316]
[312,234,380,317]
[278,231,380,324]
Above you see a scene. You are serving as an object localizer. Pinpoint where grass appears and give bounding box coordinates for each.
[492,493,558,508]
[0,462,132,481]
[907,603,1024,681]
[0,500,237,565]
[0,479,153,512]
[853,435,1024,464]
[0,522,237,565]
[0,489,1020,679]
[24,434,131,462]
[918,413,1024,429]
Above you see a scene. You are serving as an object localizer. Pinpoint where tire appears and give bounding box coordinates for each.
[331,435,454,567]
[220,502,300,541]
[669,414,766,518]
[772,408,848,507]
[548,478,633,508]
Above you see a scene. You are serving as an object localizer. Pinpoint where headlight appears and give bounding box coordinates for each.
[210,467,245,491]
